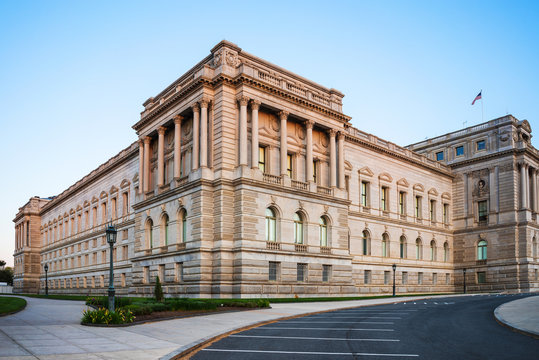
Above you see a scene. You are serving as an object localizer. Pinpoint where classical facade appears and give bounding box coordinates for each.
[13,41,539,297]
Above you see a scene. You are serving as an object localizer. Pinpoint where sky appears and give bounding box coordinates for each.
[0,0,538,266]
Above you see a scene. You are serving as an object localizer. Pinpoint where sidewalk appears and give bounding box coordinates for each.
[494,295,539,338]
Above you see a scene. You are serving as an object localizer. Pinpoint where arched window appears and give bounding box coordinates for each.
[400,235,406,259]
[265,208,277,242]
[443,242,449,262]
[362,230,370,255]
[294,213,304,244]
[416,238,422,260]
[178,209,187,243]
[319,217,328,247]
[477,240,487,260]
[160,214,169,246]
[382,233,389,257]
[145,218,153,249]
[430,240,436,261]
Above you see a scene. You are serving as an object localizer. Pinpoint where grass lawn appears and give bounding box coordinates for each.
[21,294,88,301]
[0,296,26,315]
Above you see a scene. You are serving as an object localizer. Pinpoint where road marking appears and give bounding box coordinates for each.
[284,321,394,324]
[230,335,400,342]
[309,316,402,319]
[260,327,394,331]
[202,349,418,357]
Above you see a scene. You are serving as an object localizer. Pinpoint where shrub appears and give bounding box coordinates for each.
[121,304,152,316]
[81,307,134,325]
[154,276,164,302]
[85,296,132,308]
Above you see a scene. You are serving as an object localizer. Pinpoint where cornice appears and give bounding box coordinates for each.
[348,210,453,235]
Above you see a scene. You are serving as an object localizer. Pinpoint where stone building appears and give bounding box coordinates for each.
[12,41,539,297]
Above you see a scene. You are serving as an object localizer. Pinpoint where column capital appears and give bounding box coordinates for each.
[237,96,250,107]
[174,115,184,124]
[328,128,337,137]
[157,126,166,135]
[200,97,211,109]
[278,110,289,120]
[337,130,345,140]
[143,136,151,144]
[250,99,261,110]
[191,103,200,113]
[305,120,315,129]
[138,138,144,145]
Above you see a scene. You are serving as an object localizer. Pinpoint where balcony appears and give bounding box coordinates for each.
[266,241,281,250]
[295,244,308,252]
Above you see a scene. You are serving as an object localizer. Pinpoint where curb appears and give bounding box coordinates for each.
[0,296,27,317]
[161,294,461,360]
[494,301,539,340]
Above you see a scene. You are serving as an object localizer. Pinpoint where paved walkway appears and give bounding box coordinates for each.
[494,294,539,338]
[0,293,536,359]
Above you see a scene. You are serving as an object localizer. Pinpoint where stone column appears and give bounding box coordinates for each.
[143,136,151,193]
[200,99,209,168]
[157,127,166,187]
[329,129,337,188]
[532,168,538,212]
[174,115,183,179]
[337,131,345,189]
[306,120,314,182]
[520,163,527,209]
[251,100,261,169]
[22,221,26,248]
[192,104,200,171]
[238,96,249,166]
[138,140,144,194]
[279,111,289,176]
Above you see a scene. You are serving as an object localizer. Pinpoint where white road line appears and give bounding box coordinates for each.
[230,335,400,342]
[284,321,394,324]
[202,349,419,357]
[260,327,394,331]
[308,316,402,319]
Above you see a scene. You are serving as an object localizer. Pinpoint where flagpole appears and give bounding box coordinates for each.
[481,89,484,123]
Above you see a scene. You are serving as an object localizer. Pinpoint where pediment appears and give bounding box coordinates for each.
[91,196,99,204]
[378,172,393,183]
[63,212,69,218]
[344,161,353,171]
[121,179,131,189]
[397,178,410,188]
[413,183,424,192]
[70,208,75,215]
[132,173,139,183]
[83,200,90,207]
[442,192,451,200]
[110,186,119,194]
[359,166,374,177]
[100,191,108,199]
[428,188,439,196]
[76,205,83,211]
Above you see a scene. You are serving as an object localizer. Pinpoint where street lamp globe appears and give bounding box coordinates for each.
[44,264,48,272]
[106,225,117,245]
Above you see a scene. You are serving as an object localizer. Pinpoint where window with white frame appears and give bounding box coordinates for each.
[477,240,487,260]
[297,263,307,282]
[265,208,277,242]
[430,240,436,261]
[294,212,304,244]
[322,265,331,282]
[382,233,389,257]
[362,230,370,255]
[384,271,390,285]
[269,261,280,281]
[364,270,371,284]
[400,235,407,259]
[399,191,406,215]
[416,238,423,260]
[381,186,388,212]
[319,217,328,247]
[415,196,422,218]
[361,181,369,207]
[418,272,423,285]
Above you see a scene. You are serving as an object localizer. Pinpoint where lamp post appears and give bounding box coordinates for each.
[44,264,49,296]
[463,268,467,294]
[106,224,117,312]
[392,264,397,297]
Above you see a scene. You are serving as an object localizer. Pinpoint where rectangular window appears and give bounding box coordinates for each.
[101,203,107,224]
[433,273,438,284]
[85,254,89,266]
[381,187,388,211]
[121,273,126,287]
[287,154,293,178]
[111,198,117,219]
[415,196,422,218]
[158,265,165,283]
[418,272,423,285]
[297,263,307,282]
[361,181,369,207]
[269,261,280,281]
[100,275,104,287]
[477,271,486,284]
[258,146,266,173]
[478,201,488,222]
[101,250,106,264]
[384,271,390,285]
[476,140,486,151]
[143,266,149,284]
[455,145,464,156]
[364,270,371,284]
[446,273,451,285]
[175,262,184,282]
[122,245,128,260]
[322,265,331,282]
[92,252,97,265]
[430,200,436,222]
[399,192,405,214]
[85,210,89,230]
[436,151,444,161]
[443,204,449,224]
[122,192,129,216]
[91,276,95,288]
[402,271,408,284]
[535,269,538,281]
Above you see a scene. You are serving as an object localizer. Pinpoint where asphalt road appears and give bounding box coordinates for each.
[192,294,539,360]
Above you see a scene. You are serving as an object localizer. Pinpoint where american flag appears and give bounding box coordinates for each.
[471,91,482,105]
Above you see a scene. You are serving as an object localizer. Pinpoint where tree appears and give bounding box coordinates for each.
[154,276,163,302]
[0,260,5,270]
[0,267,13,286]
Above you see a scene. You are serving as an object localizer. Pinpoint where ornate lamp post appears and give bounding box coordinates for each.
[392,264,397,297]
[463,268,467,294]
[44,264,49,296]
[106,224,117,312]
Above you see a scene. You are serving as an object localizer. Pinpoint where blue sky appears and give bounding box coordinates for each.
[1,0,538,266]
